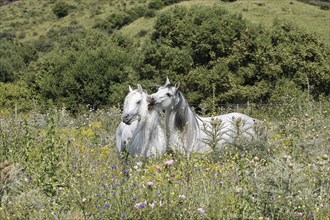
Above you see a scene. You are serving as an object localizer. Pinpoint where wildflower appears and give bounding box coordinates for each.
[156,165,161,171]
[164,159,174,166]
[147,181,154,187]
[111,164,116,169]
[101,174,107,178]
[95,193,101,197]
[134,201,146,209]
[149,203,155,208]
[197,208,205,214]
[179,194,186,199]
[121,212,126,218]
[104,203,110,208]
[131,183,137,187]
[296,212,304,217]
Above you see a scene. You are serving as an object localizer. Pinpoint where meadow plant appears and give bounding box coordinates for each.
[0,101,329,219]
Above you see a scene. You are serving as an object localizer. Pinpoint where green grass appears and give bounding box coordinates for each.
[1,0,328,45]
[120,0,330,46]
[0,101,329,219]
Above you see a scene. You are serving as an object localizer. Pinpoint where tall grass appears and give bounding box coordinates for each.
[0,100,329,219]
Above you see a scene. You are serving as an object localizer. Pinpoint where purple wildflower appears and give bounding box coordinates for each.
[164,159,174,166]
[121,212,126,218]
[147,181,153,187]
[104,203,110,208]
[134,201,146,209]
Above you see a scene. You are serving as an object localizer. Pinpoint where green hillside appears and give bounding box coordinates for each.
[1,0,329,45]
[1,1,329,219]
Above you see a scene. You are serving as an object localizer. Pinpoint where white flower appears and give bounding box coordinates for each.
[197,208,205,214]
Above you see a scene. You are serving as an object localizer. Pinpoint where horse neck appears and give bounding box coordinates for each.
[133,109,160,144]
[166,91,199,132]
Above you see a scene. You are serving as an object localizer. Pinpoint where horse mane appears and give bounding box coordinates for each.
[129,108,164,157]
[170,90,200,147]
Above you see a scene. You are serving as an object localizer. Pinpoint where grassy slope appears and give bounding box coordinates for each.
[1,0,328,45]
[120,0,330,46]
[0,0,145,41]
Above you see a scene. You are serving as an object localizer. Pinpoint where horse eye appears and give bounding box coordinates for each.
[136,100,141,105]
[166,93,172,97]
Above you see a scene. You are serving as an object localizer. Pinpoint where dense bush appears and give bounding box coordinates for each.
[0,81,33,112]
[27,30,137,113]
[93,12,132,34]
[52,1,71,18]
[138,6,330,113]
[0,39,38,82]
[148,0,164,9]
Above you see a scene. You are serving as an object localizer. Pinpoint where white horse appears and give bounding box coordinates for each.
[115,84,166,158]
[149,78,259,154]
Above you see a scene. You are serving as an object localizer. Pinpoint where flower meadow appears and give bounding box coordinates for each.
[0,101,329,220]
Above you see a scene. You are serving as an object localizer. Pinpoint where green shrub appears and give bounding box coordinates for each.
[139,6,330,113]
[0,81,34,112]
[148,0,164,9]
[93,12,132,33]
[28,30,137,113]
[52,1,71,18]
[0,40,38,83]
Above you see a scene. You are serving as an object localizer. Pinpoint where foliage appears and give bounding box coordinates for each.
[27,30,137,113]
[138,6,330,113]
[297,0,330,10]
[52,1,72,18]
[0,39,38,83]
[0,101,329,219]
[0,81,34,112]
[93,11,133,34]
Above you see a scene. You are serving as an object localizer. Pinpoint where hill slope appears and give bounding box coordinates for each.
[0,0,329,45]
[120,0,330,46]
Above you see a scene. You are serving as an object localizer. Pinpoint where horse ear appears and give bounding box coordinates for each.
[137,84,143,92]
[165,76,171,85]
[129,85,133,92]
[174,82,180,93]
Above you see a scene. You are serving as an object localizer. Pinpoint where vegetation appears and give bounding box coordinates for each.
[0,0,329,219]
[0,101,329,219]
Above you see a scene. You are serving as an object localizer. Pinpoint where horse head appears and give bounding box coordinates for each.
[122,84,148,125]
[149,77,180,110]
